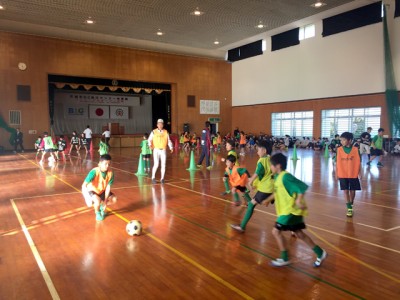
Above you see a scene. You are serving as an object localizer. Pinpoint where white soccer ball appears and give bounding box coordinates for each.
[126,220,142,236]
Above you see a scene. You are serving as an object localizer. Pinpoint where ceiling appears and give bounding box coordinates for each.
[0,0,378,59]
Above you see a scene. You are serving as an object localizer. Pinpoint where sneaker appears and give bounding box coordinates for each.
[99,204,106,218]
[220,191,231,196]
[96,211,104,221]
[161,179,165,184]
[152,178,157,184]
[347,208,353,217]
[366,161,371,166]
[230,224,245,233]
[377,162,384,167]
[206,166,212,170]
[270,258,291,267]
[314,250,327,267]
[196,165,202,168]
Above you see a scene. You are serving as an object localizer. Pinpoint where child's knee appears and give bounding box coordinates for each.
[272,227,280,236]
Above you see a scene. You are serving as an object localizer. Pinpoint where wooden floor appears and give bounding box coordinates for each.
[1,147,400,300]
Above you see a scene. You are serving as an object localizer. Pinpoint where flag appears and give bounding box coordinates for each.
[110,106,129,119]
[89,105,109,119]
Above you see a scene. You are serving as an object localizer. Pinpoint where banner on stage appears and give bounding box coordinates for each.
[89,105,110,119]
[110,106,129,119]
[64,105,88,119]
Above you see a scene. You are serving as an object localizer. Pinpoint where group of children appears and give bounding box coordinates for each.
[219,138,327,267]
[76,125,397,269]
[35,131,111,162]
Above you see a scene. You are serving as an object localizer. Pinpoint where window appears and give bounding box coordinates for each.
[299,24,315,41]
[271,111,313,137]
[321,107,381,138]
[9,110,21,125]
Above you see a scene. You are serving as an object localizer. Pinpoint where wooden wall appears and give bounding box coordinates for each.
[0,31,232,150]
[232,93,390,138]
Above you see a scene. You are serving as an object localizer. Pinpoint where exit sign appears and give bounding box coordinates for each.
[208,117,221,123]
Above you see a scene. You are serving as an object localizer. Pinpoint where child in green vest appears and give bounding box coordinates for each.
[265,153,327,267]
[99,137,109,156]
[140,133,152,172]
[367,128,385,167]
[231,140,274,232]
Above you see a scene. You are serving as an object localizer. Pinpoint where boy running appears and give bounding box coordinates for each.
[231,140,274,232]
[221,139,239,195]
[82,154,117,221]
[223,155,251,206]
[265,153,327,267]
[335,132,361,217]
[367,128,385,167]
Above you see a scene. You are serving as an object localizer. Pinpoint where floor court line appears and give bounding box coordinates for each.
[18,154,254,299]
[309,191,400,211]
[166,209,365,300]
[166,183,400,255]
[308,228,400,284]
[107,210,254,300]
[10,199,61,300]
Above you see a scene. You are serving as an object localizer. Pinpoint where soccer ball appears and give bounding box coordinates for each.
[126,220,142,236]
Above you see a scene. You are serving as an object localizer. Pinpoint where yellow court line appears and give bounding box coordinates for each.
[308,228,400,284]
[10,199,61,300]
[108,210,254,300]
[167,183,400,255]
[19,155,254,300]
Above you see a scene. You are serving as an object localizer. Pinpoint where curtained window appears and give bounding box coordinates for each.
[271,28,300,52]
[322,2,382,37]
[227,40,263,62]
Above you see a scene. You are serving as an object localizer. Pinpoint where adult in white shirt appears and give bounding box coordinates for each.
[83,125,93,150]
[102,129,111,146]
[148,119,173,184]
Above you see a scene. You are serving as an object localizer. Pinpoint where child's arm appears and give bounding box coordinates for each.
[264,194,275,206]
[295,194,306,210]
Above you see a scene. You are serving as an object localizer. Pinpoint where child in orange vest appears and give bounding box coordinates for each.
[239,131,247,156]
[224,154,251,206]
[335,132,361,217]
[82,154,117,221]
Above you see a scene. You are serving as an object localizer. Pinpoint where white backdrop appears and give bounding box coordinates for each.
[53,90,152,135]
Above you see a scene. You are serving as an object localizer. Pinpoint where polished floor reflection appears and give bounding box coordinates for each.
[1,147,399,299]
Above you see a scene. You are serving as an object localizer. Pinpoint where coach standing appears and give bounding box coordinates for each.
[197,121,212,170]
[148,119,173,184]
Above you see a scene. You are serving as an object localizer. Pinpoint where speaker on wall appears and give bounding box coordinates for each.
[187,95,195,107]
[17,85,31,101]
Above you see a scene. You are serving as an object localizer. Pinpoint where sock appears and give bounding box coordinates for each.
[224,180,230,192]
[243,192,252,203]
[233,192,240,203]
[240,202,255,229]
[281,250,289,261]
[313,245,323,258]
[346,202,352,209]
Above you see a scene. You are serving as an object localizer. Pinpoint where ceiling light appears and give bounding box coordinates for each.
[311,1,326,8]
[255,21,266,29]
[85,17,95,24]
[0,5,4,10]
[190,7,204,16]
[214,39,220,45]
[156,29,164,36]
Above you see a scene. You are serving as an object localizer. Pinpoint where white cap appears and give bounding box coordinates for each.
[157,119,164,123]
